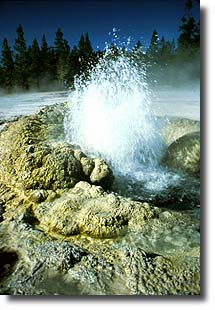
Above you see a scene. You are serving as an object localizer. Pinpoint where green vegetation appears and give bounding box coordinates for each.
[0,0,199,93]
[0,25,99,92]
[143,0,200,86]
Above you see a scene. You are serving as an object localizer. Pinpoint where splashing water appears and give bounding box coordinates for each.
[64,45,180,196]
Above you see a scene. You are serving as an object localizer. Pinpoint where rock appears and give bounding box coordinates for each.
[77,198,128,238]
[159,211,172,221]
[36,102,69,141]
[0,217,127,295]
[0,208,200,295]
[90,158,114,189]
[0,121,84,190]
[80,157,95,176]
[0,104,114,196]
[28,189,48,203]
[161,131,200,176]
[122,248,200,295]
[33,181,157,238]
[162,118,200,146]
[0,220,92,295]
[0,105,200,295]
[74,150,99,179]
[0,184,200,295]
[75,151,114,188]
[74,149,85,161]
[0,202,5,222]
[0,250,19,280]
[33,182,157,238]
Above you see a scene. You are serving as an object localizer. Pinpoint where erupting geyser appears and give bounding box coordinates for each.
[64,47,165,178]
[64,45,183,198]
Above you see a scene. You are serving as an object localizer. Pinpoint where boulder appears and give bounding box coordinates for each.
[161,131,200,176]
[33,181,157,238]
[0,104,114,195]
[0,119,84,190]
[89,158,114,189]
[74,150,114,188]
[162,118,200,146]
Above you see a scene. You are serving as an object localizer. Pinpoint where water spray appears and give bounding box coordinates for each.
[64,37,180,197]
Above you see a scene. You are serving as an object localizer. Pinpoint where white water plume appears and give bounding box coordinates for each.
[64,47,167,183]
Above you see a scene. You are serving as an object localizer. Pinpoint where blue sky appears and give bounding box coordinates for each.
[0,0,200,51]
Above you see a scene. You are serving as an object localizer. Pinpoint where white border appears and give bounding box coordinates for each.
[0,0,213,308]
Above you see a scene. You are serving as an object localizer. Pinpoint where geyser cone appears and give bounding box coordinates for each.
[64,48,165,178]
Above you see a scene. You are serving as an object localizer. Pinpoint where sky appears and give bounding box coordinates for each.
[0,0,200,51]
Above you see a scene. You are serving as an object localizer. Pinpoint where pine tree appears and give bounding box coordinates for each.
[132,40,144,62]
[64,39,70,54]
[152,35,176,84]
[170,39,176,54]
[41,34,48,54]
[66,45,80,86]
[177,0,200,53]
[131,40,146,74]
[40,34,56,85]
[159,36,166,57]
[147,30,159,61]
[54,28,65,55]
[133,40,143,52]
[78,34,85,57]
[77,33,94,77]
[0,66,3,89]
[84,32,93,57]
[145,30,160,84]
[40,34,49,78]
[57,51,70,87]
[14,24,29,89]
[54,28,70,87]
[28,38,42,88]
[1,38,14,92]
[158,36,175,63]
[108,43,120,57]
[77,32,93,58]
[48,47,58,82]
[176,0,200,81]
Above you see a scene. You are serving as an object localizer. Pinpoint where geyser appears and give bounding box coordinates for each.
[64,48,165,177]
[64,44,184,200]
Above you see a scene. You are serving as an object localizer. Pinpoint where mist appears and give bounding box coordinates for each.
[0,85,200,125]
[0,89,68,121]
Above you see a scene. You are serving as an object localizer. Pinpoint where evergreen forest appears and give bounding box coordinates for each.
[0,0,200,93]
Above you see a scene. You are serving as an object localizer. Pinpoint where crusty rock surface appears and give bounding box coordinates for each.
[162,131,200,176]
[0,103,114,194]
[0,218,117,295]
[121,247,200,295]
[32,181,157,238]
[0,207,200,295]
[162,117,200,146]
[0,103,200,295]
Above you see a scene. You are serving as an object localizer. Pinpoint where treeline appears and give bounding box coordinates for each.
[0,0,199,93]
[140,0,200,86]
[0,26,100,92]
